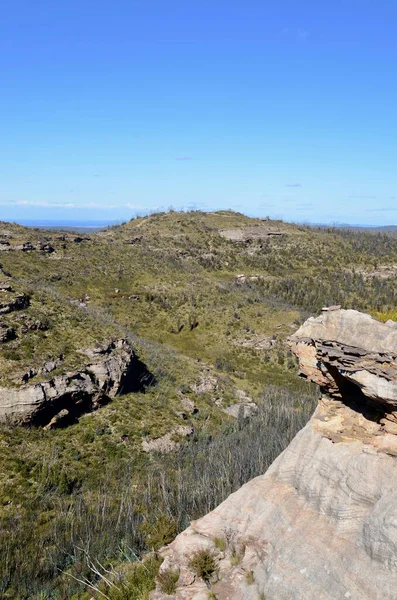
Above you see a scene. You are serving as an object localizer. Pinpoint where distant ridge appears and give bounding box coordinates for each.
[18,218,122,227]
[16,218,123,233]
[5,213,397,233]
[312,223,397,233]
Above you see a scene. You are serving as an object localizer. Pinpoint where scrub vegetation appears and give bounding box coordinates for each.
[0,210,396,598]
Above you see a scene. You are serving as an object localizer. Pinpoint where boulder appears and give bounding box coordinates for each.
[0,323,16,343]
[142,424,194,454]
[151,309,397,600]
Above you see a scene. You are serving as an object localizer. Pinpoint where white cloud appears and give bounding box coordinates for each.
[0,200,147,211]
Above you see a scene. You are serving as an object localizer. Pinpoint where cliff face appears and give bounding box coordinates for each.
[0,339,154,427]
[151,309,397,600]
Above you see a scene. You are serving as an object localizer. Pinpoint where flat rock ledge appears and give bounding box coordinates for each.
[151,309,397,600]
[0,339,153,428]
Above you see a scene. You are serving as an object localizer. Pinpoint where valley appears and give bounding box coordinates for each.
[1,210,397,598]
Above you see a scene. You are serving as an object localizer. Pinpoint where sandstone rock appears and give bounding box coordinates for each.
[219,227,285,242]
[224,388,258,419]
[151,309,397,600]
[142,424,194,454]
[125,235,143,245]
[21,369,37,384]
[289,308,397,409]
[0,339,154,427]
[36,242,55,253]
[0,281,13,292]
[0,241,54,253]
[178,395,198,418]
[191,370,218,395]
[43,408,70,430]
[17,315,49,333]
[0,323,16,343]
[0,293,30,315]
[232,333,276,350]
[353,265,397,280]
[385,319,397,328]
[223,402,257,419]
[235,273,263,284]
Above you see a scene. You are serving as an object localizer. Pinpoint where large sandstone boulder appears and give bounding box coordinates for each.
[151,309,397,600]
[0,339,154,427]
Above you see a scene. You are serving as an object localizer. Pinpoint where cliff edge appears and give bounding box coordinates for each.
[151,308,397,600]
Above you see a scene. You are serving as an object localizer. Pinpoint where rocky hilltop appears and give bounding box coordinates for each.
[151,308,397,600]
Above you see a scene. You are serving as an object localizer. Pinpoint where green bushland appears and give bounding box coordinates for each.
[0,210,396,597]
[0,385,316,598]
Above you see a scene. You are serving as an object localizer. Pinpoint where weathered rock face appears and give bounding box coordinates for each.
[151,309,397,600]
[0,292,30,315]
[219,227,285,242]
[0,240,55,253]
[0,339,154,427]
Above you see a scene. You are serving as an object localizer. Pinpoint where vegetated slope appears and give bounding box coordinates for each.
[0,210,397,598]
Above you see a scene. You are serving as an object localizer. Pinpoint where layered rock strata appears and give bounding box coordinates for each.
[0,339,154,427]
[151,309,397,600]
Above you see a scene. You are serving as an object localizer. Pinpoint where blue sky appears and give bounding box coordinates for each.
[1,0,397,225]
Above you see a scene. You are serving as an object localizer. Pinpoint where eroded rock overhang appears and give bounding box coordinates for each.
[0,339,155,428]
[288,308,397,455]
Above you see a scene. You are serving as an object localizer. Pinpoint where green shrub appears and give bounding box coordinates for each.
[188,549,217,582]
[213,537,226,551]
[104,555,162,600]
[139,515,178,550]
[157,568,179,595]
[230,542,245,566]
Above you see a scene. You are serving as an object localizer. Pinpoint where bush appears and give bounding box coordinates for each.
[188,549,217,582]
[157,568,179,595]
[213,537,226,552]
[139,515,178,551]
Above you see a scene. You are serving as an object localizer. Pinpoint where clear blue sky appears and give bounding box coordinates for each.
[1,0,396,225]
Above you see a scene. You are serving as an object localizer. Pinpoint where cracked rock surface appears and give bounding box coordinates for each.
[151,309,397,600]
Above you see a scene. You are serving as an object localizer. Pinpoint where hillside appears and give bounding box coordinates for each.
[1,210,397,598]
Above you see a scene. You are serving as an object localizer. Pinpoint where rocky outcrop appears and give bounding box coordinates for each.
[0,292,30,315]
[223,388,258,419]
[220,227,285,242]
[151,309,397,600]
[0,339,154,427]
[232,333,276,350]
[0,323,16,343]
[142,424,194,454]
[0,241,54,253]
